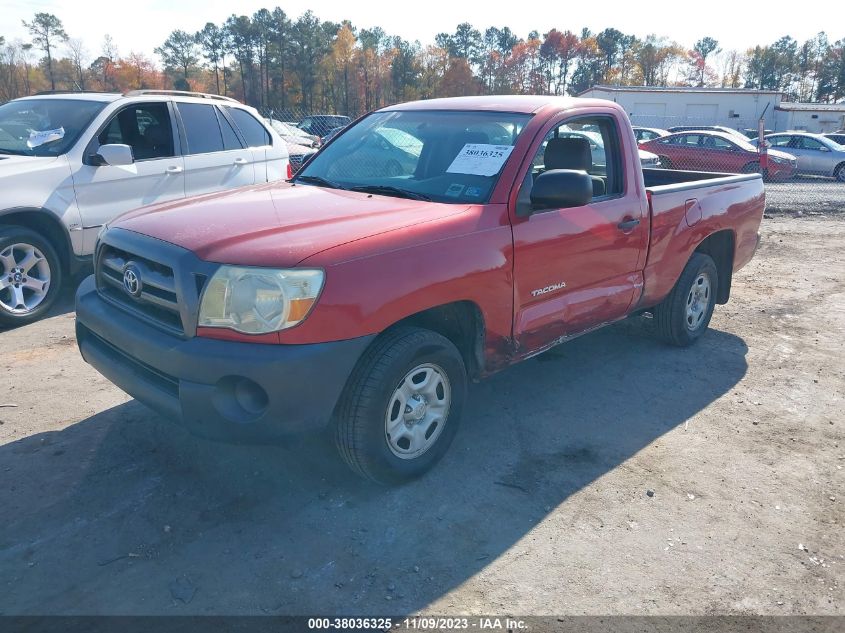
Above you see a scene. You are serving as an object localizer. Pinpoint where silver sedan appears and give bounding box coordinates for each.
[750,132,845,181]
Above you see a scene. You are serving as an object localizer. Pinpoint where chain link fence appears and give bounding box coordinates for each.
[629,114,845,215]
[260,108,845,215]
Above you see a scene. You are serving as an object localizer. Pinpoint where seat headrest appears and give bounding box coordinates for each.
[544,137,592,171]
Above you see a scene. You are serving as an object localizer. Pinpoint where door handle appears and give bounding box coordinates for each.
[617,218,640,231]
[233,158,248,166]
[165,166,183,175]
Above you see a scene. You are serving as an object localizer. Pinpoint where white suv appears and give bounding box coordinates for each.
[0,90,289,325]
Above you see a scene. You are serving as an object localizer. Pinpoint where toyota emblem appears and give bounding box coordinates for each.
[122,265,142,297]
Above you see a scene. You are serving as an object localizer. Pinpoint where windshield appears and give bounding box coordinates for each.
[0,98,106,157]
[297,110,531,204]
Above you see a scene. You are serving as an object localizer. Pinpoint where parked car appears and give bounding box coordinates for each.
[77,94,765,484]
[0,90,288,325]
[297,114,352,138]
[749,132,845,181]
[286,142,318,177]
[741,128,773,139]
[640,130,796,180]
[266,118,320,147]
[632,126,669,143]
[667,125,748,141]
[321,125,346,144]
[822,133,845,147]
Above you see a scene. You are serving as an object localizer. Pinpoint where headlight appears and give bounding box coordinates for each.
[198,266,324,334]
[770,156,787,165]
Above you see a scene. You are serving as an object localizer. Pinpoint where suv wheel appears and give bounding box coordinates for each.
[334,327,467,484]
[652,253,718,347]
[0,227,63,327]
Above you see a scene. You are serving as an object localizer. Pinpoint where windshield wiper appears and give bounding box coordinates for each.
[348,185,431,201]
[294,174,345,190]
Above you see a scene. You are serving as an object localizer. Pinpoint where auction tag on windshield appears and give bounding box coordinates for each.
[446,144,514,177]
[27,127,65,149]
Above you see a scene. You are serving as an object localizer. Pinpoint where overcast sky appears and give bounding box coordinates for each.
[1,0,839,62]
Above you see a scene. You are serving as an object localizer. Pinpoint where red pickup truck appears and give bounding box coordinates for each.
[76,96,764,484]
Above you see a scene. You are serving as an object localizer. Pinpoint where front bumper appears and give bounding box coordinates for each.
[75,275,374,443]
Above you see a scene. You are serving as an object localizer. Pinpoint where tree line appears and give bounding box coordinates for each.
[2,10,844,114]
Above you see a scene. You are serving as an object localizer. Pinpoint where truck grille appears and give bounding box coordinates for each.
[98,244,184,334]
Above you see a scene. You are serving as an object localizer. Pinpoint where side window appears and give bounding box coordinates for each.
[97,102,174,160]
[767,136,791,148]
[798,137,825,150]
[522,115,623,205]
[709,136,735,151]
[227,108,271,147]
[215,108,244,151]
[678,134,702,147]
[177,103,224,155]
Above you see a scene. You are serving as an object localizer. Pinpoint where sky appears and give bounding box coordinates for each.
[1,0,840,62]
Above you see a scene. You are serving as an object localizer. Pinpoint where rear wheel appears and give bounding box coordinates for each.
[659,156,672,169]
[834,163,845,182]
[0,227,63,327]
[334,327,467,484]
[652,253,718,347]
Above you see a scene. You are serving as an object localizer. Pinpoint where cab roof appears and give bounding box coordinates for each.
[381,95,615,114]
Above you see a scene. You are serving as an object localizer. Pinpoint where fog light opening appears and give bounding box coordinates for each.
[212,376,269,424]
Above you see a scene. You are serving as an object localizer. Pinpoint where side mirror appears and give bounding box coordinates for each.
[95,144,134,166]
[528,169,593,213]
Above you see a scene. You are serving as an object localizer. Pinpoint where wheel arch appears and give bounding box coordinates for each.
[693,229,735,304]
[0,208,74,273]
[382,300,486,381]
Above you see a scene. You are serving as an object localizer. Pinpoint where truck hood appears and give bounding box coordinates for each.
[114,182,469,267]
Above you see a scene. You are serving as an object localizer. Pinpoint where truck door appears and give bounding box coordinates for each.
[510,113,647,353]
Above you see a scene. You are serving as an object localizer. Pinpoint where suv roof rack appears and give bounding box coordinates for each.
[123,89,240,103]
[34,90,117,95]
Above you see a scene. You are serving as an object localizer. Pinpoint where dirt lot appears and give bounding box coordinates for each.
[0,216,842,617]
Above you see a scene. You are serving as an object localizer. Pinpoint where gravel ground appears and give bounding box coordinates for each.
[764,177,845,214]
[0,216,842,617]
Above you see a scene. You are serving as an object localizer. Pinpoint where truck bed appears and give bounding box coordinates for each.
[642,167,761,193]
[637,168,765,309]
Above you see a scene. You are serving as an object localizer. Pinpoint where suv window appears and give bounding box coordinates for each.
[216,109,244,151]
[177,103,225,155]
[521,115,623,205]
[97,102,174,160]
[227,108,271,147]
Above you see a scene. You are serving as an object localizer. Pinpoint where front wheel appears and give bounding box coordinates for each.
[0,227,63,327]
[652,253,718,347]
[334,327,467,484]
[834,163,845,182]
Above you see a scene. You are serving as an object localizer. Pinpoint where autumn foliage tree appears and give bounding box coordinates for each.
[2,8,844,111]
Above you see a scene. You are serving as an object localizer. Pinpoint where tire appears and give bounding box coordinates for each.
[334,326,467,484]
[0,226,63,327]
[834,163,845,183]
[652,253,718,347]
[659,156,672,169]
[742,161,760,174]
